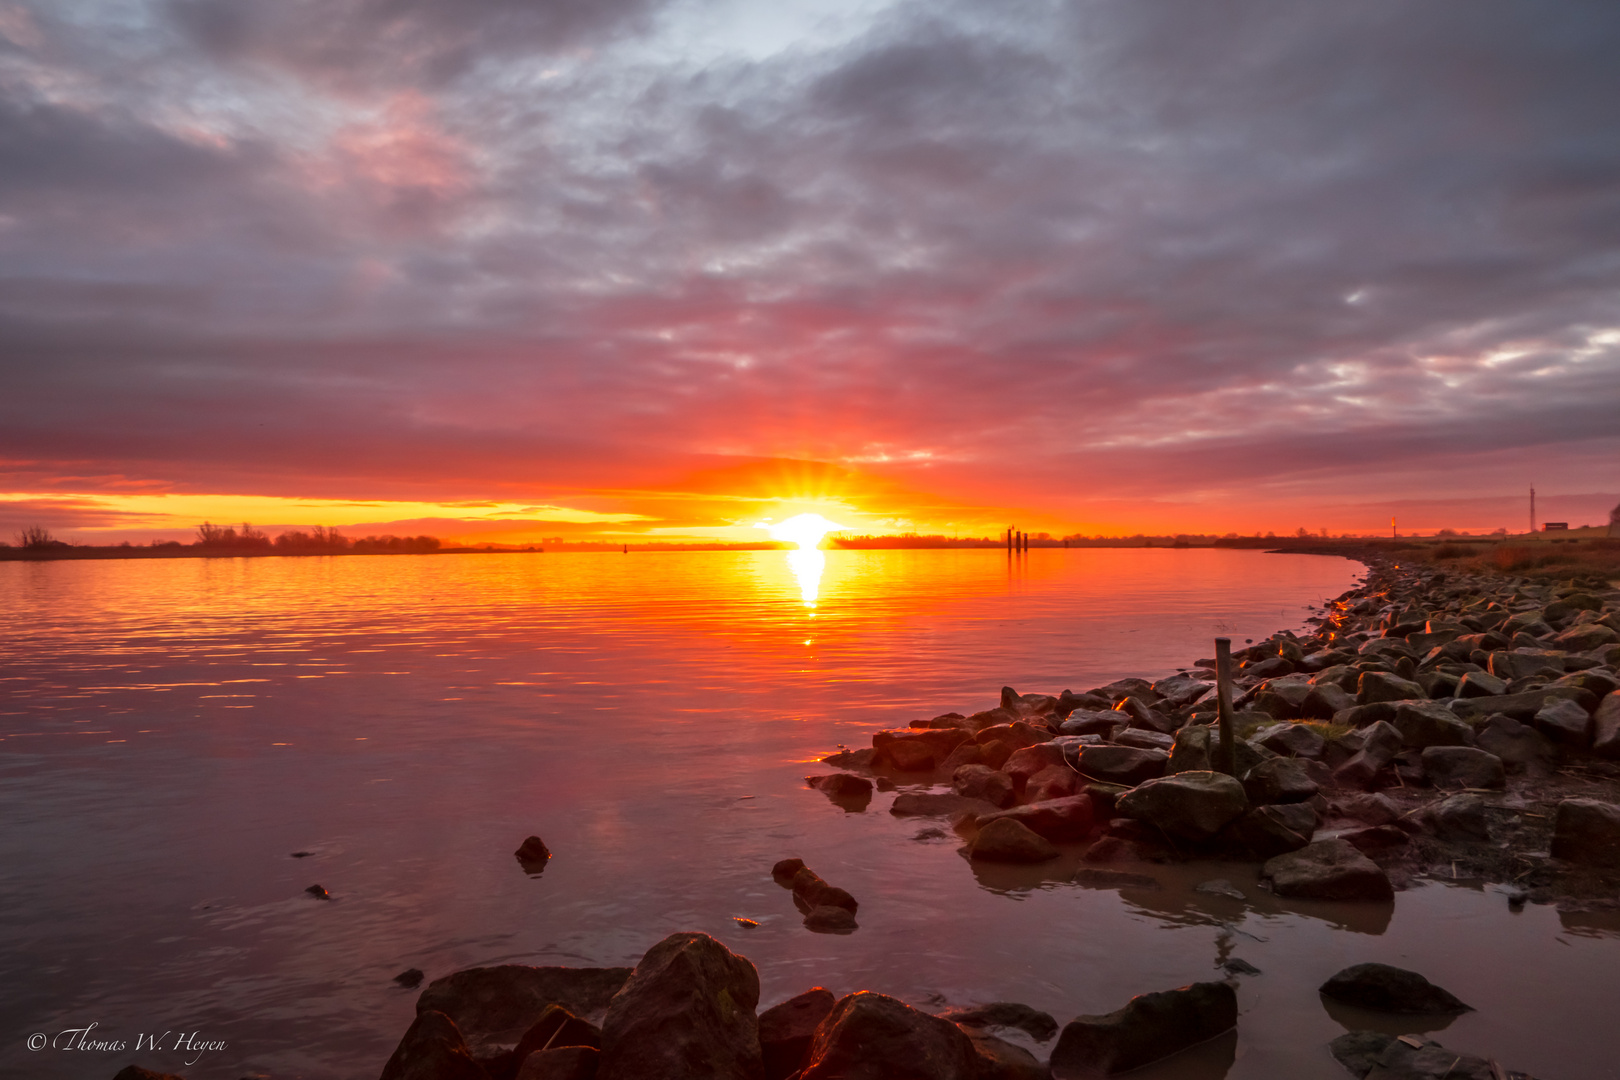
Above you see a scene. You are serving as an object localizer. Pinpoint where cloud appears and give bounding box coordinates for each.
[1,0,1618,534]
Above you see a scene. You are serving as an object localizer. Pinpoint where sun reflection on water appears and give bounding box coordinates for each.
[755,512,845,609]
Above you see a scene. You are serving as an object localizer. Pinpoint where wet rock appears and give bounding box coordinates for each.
[891,792,1001,818]
[395,968,426,988]
[1319,963,1470,1014]
[1050,981,1237,1076]
[1332,792,1403,826]
[1220,803,1318,858]
[1594,692,1620,759]
[381,1010,487,1080]
[939,1002,1058,1043]
[1080,836,1141,863]
[1425,794,1489,842]
[821,747,877,769]
[1166,723,1212,773]
[111,1069,185,1080]
[790,868,858,914]
[1242,757,1319,804]
[1420,746,1505,789]
[800,991,983,1080]
[1473,714,1555,773]
[1025,764,1084,803]
[806,774,874,800]
[1261,838,1393,901]
[597,932,762,1080]
[1451,687,1595,723]
[1533,697,1593,747]
[975,794,1095,843]
[1329,1031,1537,1080]
[803,905,858,932]
[1072,867,1161,889]
[967,1034,1049,1080]
[976,721,1054,752]
[486,1006,601,1080]
[1254,722,1326,759]
[1339,825,1410,853]
[516,836,553,865]
[969,817,1059,863]
[1116,770,1249,841]
[1551,798,1620,867]
[306,884,331,899]
[1357,671,1427,706]
[1151,673,1213,708]
[516,1046,599,1080]
[1221,958,1261,976]
[1060,709,1123,737]
[1073,745,1168,786]
[951,764,1016,808]
[760,988,836,1080]
[771,858,806,885]
[941,742,987,772]
[1333,721,1404,788]
[1392,701,1474,749]
[1194,878,1245,899]
[416,965,633,1056]
[1004,743,1071,790]
[1112,728,1174,752]
[1453,670,1507,698]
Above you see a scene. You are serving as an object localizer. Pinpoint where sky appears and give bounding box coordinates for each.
[2,0,1618,545]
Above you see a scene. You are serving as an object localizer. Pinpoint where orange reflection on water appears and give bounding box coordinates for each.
[786,548,825,608]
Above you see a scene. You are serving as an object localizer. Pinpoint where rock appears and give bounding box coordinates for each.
[1454,671,1507,698]
[1332,721,1404,788]
[1261,838,1393,901]
[1194,878,1245,900]
[111,1069,185,1080]
[416,966,634,1056]
[1220,803,1318,858]
[1060,709,1123,737]
[486,1006,601,1080]
[1357,671,1427,706]
[951,765,1016,808]
[873,728,971,771]
[970,817,1059,863]
[1115,771,1249,841]
[1551,799,1620,867]
[1003,743,1070,789]
[1420,746,1505,790]
[1166,724,1212,773]
[306,883,331,899]
[1111,728,1174,752]
[1073,745,1168,786]
[1221,958,1261,976]
[976,721,1053,752]
[891,792,1001,818]
[800,992,983,1080]
[1151,673,1213,708]
[1072,867,1160,889]
[803,905,858,932]
[806,774,874,800]
[597,932,762,1080]
[1426,794,1489,842]
[1050,981,1237,1076]
[1473,714,1554,772]
[395,968,426,988]
[1392,701,1474,749]
[975,794,1095,842]
[760,988,836,1080]
[966,1034,1049,1080]
[1451,686,1595,722]
[381,1010,488,1080]
[1332,792,1402,826]
[1488,649,1568,681]
[1328,1031,1534,1080]
[822,748,877,768]
[790,868,858,914]
[1242,757,1319,804]
[938,1002,1058,1043]
[1340,825,1410,853]
[1533,697,1593,747]
[516,836,553,865]
[1255,722,1326,759]
[1319,963,1471,1013]
[1302,683,1356,719]
[1595,692,1620,759]
[1025,764,1084,802]
[771,858,806,885]
[516,1046,600,1080]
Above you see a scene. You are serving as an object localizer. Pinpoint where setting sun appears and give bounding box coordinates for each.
[754,512,847,550]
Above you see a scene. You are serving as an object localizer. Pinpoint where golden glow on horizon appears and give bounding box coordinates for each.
[754,512,846,550]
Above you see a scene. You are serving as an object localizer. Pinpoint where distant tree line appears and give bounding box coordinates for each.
[195,522,440,553]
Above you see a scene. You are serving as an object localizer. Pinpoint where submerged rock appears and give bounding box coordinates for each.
[1329,1031,1539,1080]
[1050,981,1237,1076]
[1319,963,1471,1013]
[969,817,1059,863]
[803,905,858,932]
[597,932,763,1080]
[515,836,553,865]
[1261,839,1393,901]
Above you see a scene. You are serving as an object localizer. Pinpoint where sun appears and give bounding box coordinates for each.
[754,512,846,550]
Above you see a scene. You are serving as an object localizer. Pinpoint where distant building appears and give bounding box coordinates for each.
[1543,522,1569,531]
[1610,502,1620,538]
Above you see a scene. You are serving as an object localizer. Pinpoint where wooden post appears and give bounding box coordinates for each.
[1214,637,1237,776]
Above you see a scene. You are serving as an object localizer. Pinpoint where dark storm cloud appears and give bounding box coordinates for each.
[1,0,1617,523]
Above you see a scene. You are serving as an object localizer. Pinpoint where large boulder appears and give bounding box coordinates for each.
[1241,758,1319,804]
[1073,745,1168,786]
[415,966,633,1057]
[1050,982,1237,1076]
[951,765,1015,808]
[874,728,971,770]
[1551,799,1620,868]
[969,817,1059,863]
[516,1047,599,1080]
[1319,963,1470,1013]
[1420,746,1505,790]
[799,992,983,1080]
[1473,714,1554,773]
[1594,692,1620,759]
[1115,771,1248,841]
[485,1006,601,1080]
[597,933,763,1080]
[966,1034,1049,1080]
[1392,702,1474,749]
[381,1011,488,1080]
[975,795,1095,842]
[759,988,836,1080]
[1357,671,1426,706]
[1166,724,1212,773]
[1425,794,1489,842]
[1261,839,1393,901]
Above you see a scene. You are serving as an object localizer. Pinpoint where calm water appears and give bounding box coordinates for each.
[0,548,1614,1080]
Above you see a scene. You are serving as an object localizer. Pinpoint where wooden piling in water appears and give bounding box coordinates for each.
[1214,637,1237,776]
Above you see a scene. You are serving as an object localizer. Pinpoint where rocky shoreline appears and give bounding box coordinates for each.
[114,555,1620,1080]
